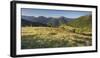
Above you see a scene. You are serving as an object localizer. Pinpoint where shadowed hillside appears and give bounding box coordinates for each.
[21,16,73,27]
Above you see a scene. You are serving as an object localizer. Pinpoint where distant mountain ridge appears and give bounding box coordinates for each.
[21,16,73,27]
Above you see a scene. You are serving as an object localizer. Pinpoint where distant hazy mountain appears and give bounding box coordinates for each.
[21,19,49,27]
[21,16,73,27]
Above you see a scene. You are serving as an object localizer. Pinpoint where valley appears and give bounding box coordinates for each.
[21,15,92,49]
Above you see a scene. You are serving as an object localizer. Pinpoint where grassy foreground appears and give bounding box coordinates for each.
[21,27,92,49]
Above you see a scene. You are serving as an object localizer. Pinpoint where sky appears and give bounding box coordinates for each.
[21,8,92,18]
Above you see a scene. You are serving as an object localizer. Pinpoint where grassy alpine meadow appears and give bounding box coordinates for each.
[21,8,92,49]
[21,26,92,49]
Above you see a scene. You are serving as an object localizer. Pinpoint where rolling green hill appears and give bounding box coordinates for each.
[67,15,92,28]
[67,15,92,32]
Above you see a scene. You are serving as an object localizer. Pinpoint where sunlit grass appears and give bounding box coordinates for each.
[21,26,92,49]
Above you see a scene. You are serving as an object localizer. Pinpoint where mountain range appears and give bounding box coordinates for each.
[21,15,92,29]
[21,16,73,27]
